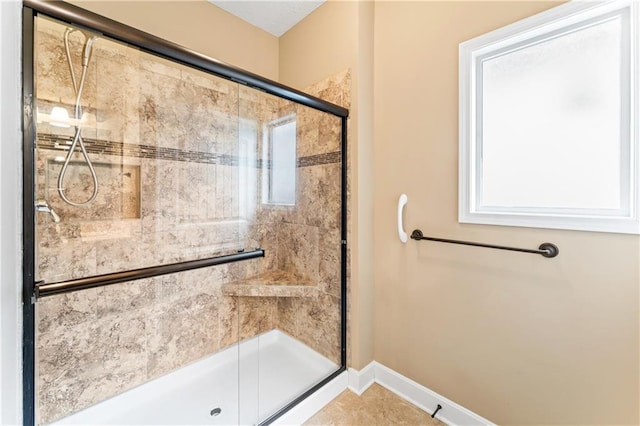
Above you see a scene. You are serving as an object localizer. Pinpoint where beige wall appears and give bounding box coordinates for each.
[374,1,639,425]
[280,0,376,370]
[279,1,357,90]
[42,1,640,423]
[68,0,279,80]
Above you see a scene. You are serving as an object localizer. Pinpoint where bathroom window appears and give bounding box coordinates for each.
[263,116,297,205]
[459,0,640,234]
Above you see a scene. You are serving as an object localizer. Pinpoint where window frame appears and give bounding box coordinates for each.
[262,114,297,206]
[459,0,640,234]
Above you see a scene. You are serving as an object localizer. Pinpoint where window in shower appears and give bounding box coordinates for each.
[459,0,639,234]
[263,116,297,206]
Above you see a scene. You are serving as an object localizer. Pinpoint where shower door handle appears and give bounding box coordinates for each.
[397,193,408,243]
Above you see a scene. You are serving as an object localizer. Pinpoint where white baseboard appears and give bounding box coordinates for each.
[276,361,494,426]
[347,362,375,395]
[348,362,495,426]
[272,371,348,426]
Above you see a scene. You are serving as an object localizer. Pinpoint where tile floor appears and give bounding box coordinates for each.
[304,383,446,425]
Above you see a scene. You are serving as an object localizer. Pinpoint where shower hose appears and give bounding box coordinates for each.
[57,28,99,206]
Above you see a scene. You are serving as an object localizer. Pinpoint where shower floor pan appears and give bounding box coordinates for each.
[50,330,338,425]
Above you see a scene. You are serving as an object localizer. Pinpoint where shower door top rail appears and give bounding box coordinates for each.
[23,0,349,119]
[35,249,264,298]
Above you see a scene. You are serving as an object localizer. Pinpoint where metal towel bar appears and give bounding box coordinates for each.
[35,249,264,298]
[410,229,558,258]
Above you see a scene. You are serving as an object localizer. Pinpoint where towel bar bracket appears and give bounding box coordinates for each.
[538,242,559,258]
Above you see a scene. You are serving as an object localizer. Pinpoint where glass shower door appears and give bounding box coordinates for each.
[28,6,346,425]
[32,14,250,425]
[236,86,344,424]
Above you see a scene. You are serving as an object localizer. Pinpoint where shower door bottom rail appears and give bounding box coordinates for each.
[35,249,264,298]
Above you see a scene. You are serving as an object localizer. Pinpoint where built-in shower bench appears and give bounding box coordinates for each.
[222,270,319,298]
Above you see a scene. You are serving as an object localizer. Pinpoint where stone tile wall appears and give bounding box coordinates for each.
[272,70,350,365]
[34,15,348,425]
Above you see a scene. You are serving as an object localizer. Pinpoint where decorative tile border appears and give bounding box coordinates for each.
[37,133,237,165]
[37,133,341,168]
[298,151,341,168]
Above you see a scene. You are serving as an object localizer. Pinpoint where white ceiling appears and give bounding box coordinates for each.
[208,0,325,37]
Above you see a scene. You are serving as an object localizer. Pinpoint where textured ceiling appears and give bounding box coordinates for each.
[208,0,325,37]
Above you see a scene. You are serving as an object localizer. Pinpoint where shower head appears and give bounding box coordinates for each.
[59,27,100,207]
[82,36,96,67]
[64,27,98,67]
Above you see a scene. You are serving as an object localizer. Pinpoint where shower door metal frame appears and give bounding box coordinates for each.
[21,1,349,425]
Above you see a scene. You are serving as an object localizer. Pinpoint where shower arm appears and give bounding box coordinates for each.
[35,200,61,223]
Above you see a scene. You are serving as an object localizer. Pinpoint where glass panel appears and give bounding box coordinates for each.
[34,15,243,286]
[480,15,624,211]
[236,83,343,423]
[34,15,245,425]
[36,268,242,425]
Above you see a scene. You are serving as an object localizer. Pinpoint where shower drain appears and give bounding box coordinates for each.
[210,407,222,417]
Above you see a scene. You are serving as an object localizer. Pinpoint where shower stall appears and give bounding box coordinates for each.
[21,1,348,425]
